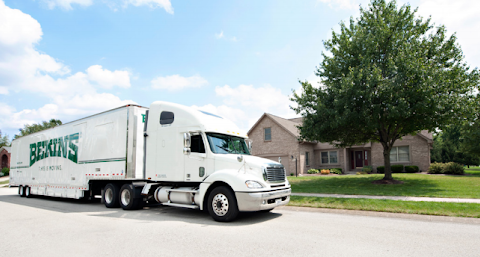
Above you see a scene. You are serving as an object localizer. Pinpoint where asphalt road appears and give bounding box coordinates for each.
[1,187,479,257]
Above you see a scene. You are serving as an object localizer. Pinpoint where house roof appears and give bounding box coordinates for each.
[0,146,11,153]
[247,113,302,139]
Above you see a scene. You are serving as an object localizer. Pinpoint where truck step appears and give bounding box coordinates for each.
[166,189,199,194]
[162,202,199,209]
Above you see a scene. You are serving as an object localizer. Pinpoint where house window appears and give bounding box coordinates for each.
[321,151,338,164]
[305,152,310,166]
[390,146,410,162]
[264,127,271,141]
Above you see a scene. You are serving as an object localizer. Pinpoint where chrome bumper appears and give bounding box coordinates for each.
[235,188,291,211]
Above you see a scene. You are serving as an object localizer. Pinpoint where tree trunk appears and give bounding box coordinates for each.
[382,147,393,180]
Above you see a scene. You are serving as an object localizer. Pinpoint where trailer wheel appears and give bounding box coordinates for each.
[207,186,239,222]
[119,184,142,210]
[103,183,120,208]
[25,186,33,198]
[19,185,26,197]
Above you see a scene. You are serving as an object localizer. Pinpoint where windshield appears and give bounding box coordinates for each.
[206,133,250,155]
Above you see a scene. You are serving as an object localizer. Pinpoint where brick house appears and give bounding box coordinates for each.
[0,146,11,171]
[247,113,433,175]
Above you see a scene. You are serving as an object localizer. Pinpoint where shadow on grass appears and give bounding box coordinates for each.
[289,175,444,197]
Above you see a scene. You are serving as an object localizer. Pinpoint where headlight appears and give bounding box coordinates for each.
[245,180,264,189]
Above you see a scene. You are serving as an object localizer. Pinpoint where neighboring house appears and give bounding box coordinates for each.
[0,146,11,171]
[247,113,433,175]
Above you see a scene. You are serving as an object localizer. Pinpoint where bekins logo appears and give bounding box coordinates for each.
[29,133,79,166]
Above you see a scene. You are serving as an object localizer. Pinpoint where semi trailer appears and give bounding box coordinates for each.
[9,101,291,221]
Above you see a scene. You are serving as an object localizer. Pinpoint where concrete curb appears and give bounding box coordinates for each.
[292,193,480,204]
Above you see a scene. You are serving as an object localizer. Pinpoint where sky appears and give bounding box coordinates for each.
[1,0,479,139]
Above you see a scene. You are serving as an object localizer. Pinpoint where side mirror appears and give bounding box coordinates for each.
[248,141,252,152]
[183,133,191,155]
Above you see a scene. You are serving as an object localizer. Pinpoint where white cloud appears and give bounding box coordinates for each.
[87,65,131,89]
[42,0,93,10]
[215,31,224,39]
[209,84,297,131]
[151,74,208,91]
[0,1,136,134]
[124,0,174,14]
[317,0,362,10]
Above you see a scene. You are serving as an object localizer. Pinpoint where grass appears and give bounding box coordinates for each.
[289,171,480,199]
[288,196,480,218]
[0,180,9,185]
[466,166,480,176]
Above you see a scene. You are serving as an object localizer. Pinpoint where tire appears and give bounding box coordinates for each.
[25,186,33,198]
[207,186,239,222]
[19,185,26,197]
[103,183,120,208]
[119,184,142,210]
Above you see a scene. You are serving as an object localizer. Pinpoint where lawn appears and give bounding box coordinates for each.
[288,168,480,199]
[289,196,480,218]
[0,180,9,185]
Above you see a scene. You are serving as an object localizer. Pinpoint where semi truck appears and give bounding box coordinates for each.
[9,101,291,221]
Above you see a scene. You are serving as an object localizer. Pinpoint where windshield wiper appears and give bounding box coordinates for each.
[216,145,232,153]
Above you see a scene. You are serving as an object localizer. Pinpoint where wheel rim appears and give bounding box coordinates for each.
[121,189,131,206]
[26,187,30,196]
[105,188,113,204]
[19,186,23,195]
[212,193,229,216]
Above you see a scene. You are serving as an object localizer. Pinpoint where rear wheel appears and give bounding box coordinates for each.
[103,183,120,208]
[207,186,239,222]
[25,186,33,198]
[19,185,26,197]
[119,184,143,210]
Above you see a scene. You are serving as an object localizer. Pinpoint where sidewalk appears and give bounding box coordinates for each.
[291,193,480,204]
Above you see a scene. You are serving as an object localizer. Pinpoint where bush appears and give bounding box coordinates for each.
[405,166,419,173]
[443,162,464,175]
[376,166,384,173]
[320,169,330,175]
[391,165,404,173]
[330,168,343,174]
[428,162,445,174]
[290,173,294,176]
[307,169,319,174]
[1,167,8,176]
[362,166,373,173]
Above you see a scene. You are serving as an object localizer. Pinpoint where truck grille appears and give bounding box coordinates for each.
[266,167,286,182]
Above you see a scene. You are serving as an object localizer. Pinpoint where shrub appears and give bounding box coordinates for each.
[391,165,404,173]
[330,168,342,174]
[376,166,384,173]
[290,173,294,176]
[307,169,319,174]
[356,171,368,175]
[405,166,419,173]
[428,162,445,174]
[443,162,464,175]
[362,166,373,173]
[1,167,8,176]
[320,169,330,174]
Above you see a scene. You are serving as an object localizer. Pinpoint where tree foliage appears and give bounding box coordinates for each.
[431,125,479,167]
[0,130,10,148]
[291,0,479,180]
[460,99,480,157]
[15,119,63,139]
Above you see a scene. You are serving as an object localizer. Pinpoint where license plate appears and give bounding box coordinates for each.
[275,198,281,205]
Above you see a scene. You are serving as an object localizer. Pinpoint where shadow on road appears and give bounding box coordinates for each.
[0,188,282,226]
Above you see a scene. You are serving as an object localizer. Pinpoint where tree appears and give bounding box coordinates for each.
[461,98,480,158]
[0,130,10,148]
[15,119,63,139]
[291,0,479,181]
[431,125,479,167]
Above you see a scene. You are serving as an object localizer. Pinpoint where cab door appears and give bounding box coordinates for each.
[184,132,212,182]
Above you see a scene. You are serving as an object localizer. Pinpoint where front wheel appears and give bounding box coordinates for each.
[207,186,239,222]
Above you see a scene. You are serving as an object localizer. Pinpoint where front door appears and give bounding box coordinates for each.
[355,151,363,168]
